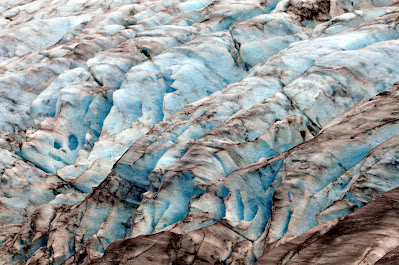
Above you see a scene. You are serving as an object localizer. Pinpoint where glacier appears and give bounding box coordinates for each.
[1,0,399,264]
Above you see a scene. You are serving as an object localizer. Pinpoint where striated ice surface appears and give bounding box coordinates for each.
[1,0,399,264]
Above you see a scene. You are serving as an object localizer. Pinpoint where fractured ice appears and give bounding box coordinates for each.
[1,0,399,264]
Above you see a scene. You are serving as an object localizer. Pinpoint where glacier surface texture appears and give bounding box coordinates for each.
[1,0,399,264]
